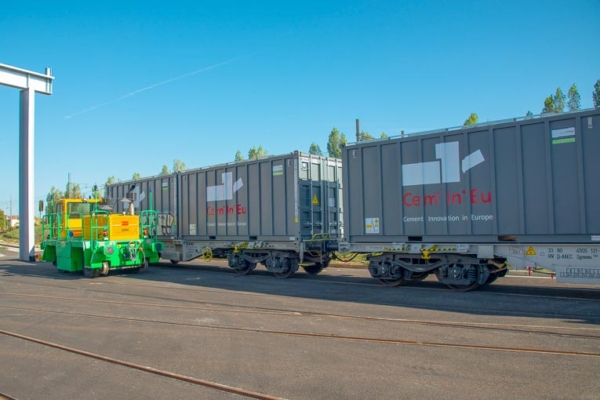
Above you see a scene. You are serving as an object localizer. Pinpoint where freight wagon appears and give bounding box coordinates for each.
[340,108,600,290]
[106,152,342,278]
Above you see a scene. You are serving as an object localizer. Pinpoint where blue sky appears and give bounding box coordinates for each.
[1,0,599,214]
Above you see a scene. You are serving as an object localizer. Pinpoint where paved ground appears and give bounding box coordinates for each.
[0,246,599,400]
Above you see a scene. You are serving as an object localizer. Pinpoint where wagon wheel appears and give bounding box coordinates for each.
[483,274,499,285]
[273,268,296,279]
[445,281,480,292]
[236,262,256,276]
[482,264,505,286]
[273,258,298,279]
[303,264,324,275]
[378,278,404,287]
[410,272,429,282]
[170,260,180,265]
[443,266,480,292]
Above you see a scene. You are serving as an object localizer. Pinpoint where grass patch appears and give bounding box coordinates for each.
[0,225,43,245]
[329,252,369,268]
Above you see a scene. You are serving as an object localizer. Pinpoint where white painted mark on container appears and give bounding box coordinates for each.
[402,142,485,186]
[206,172,243,201]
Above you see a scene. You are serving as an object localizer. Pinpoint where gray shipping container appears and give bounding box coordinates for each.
[343,108,600,244]
[106,151,342,262]
[106,174,179,240]
[177,151,342,242]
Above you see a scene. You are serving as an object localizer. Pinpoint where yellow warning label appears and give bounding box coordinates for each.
[525,246,537,256]
[312,195,319,205]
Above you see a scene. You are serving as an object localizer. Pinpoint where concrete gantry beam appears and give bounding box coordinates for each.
[0,63,54,261]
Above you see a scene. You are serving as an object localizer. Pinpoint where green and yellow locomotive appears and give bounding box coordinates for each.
[40,191,162,278]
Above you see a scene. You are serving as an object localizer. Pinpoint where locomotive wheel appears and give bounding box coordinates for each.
[83,267,99,279]
[236,262,256,276]
[100,261,110,276]
[140,258,149,272]
[378,278,404,287]
[303,264,324,275]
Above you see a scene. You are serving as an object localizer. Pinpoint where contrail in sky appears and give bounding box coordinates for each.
[63,56,244,120]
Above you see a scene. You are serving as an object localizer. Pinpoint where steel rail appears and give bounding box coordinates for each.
[0,329,286,400]
[1,305,599,358]
[2,291,600,340]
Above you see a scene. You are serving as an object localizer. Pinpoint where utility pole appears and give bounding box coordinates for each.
[356,119,360,142]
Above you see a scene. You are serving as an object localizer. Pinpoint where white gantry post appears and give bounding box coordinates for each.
[0,63,54,261]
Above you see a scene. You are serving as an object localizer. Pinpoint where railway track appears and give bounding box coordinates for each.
[1,290,599,345]
[0,291,600,340]
[2,270,600,323]
[2,263,600,399]
[2,303,600,359]
[0,329,285,400]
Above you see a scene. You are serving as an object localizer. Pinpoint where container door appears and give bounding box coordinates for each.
[325,180,341,238]
[299,181,323,238]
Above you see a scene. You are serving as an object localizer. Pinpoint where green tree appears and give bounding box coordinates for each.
[47,186,64,204]
[542,96,554,114]
[104,176,115,199]
[567,84,581,112]
[0,209,6,232]
[380,132,388,138]
[248,146,267,160]
[159,165,169,176]
[593,79,600,108]
[64,182,82,199]
[309,142,323,155]
[525,111,534,119]
[173,159,186,172]
[132,172,141,180]
[553,88,566,113]
[464,113,479,126]
[64,183,82,199]
[358,131,373,141]
[327,128,347,158]
[235,150,244,162]
[92,184,101,200]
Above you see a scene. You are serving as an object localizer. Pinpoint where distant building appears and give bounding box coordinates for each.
[7,215,19,228]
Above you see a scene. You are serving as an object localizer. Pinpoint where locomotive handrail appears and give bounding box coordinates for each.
[42,213,64,240]
[140,210,158,240]
[90,210,110,250]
